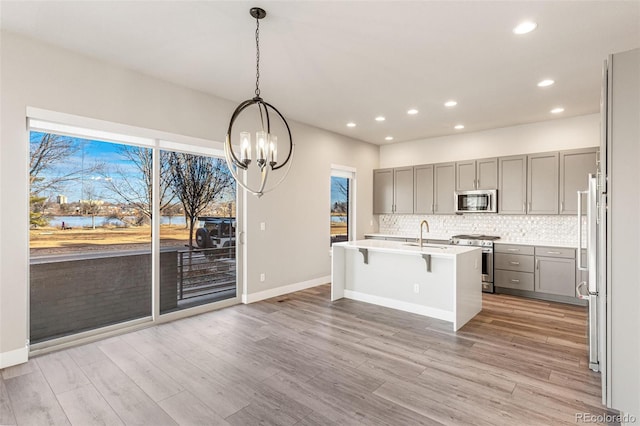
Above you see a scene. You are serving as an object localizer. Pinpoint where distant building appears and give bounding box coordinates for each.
[56,195,67,204]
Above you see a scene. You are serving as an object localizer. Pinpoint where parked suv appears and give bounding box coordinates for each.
[195,217,236,249]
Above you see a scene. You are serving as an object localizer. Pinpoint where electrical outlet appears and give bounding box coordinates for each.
[260,222,266,231]
[413,283,419,294]
[260,273,265,282]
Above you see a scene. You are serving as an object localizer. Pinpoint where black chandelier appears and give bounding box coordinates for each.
[224,7,294,198]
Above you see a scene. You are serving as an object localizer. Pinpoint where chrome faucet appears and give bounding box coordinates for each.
[419,220,430,248]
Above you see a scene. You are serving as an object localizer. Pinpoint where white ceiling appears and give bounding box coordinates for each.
[1,1,639,145]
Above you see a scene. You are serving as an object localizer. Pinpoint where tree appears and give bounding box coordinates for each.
[30,132,103,194]
[168,153,234,248]
[81,183,103,229]
[29,194,48,228]
[102,146,174,221]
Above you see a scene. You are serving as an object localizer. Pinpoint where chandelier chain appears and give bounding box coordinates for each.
[255,16,260,97]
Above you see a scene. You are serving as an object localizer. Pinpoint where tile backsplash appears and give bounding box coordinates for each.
[379,214,580,246]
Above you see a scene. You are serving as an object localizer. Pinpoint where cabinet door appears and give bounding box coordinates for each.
[477,158,498,190]
[394,167,414,214]
[528,152,559,214]
[434,162,455,214]
[414,164,434,214]
[455,160,476,191]
[535,256,576,297]
[559,148,598,215]
[498,155,527,214]
[373,169,394,214]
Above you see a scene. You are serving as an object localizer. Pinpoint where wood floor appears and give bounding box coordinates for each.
[1,284,616,425]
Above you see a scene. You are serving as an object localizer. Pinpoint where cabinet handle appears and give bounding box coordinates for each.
[547,251,561,255]
[536,259,540,270]
[510,279,520,283]
[507,248,520,252]
[522,203,526,212]
[509,261,520,265]
[476,178,480,189]
[560,201,564,212]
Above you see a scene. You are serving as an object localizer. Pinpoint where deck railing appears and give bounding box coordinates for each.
[177,247,236,300]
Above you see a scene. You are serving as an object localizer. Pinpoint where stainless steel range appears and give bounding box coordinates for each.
[450,234,500,293]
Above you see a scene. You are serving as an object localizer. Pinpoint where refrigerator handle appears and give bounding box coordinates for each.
[577,190,588,271]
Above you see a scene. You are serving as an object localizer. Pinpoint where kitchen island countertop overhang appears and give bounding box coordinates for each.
[331,240,483,330]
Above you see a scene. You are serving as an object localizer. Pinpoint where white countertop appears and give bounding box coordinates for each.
[335,239,480,258]
[367,233,577,249]
[495,240,578,249]
[364,233,453,241]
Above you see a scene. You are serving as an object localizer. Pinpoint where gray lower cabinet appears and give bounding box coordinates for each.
[434,162,455,214]
[414,164,434,214]
[494,245,535,291]
[527,152,559,214]
[535,256,576,297]
[498,155,527,214]
[559,148,598,215]
[495,243,581,303]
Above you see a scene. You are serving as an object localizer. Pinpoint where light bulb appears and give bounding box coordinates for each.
[256,131,267,161]
[240,132,251,161]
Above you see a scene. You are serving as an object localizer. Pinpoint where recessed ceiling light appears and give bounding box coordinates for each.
[346,122,356,128]
[385,136,394,141]
[550,107,565,114]
[444,100,457,107]
[375,116,386,122]
[513,21,537,35]
[407,109,419,115]
[538,79,555,87]
[454,124,465,130]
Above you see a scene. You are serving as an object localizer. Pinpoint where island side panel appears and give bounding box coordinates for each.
[453,249,483,330]
[331,245,346,301]
[343,248,455,322]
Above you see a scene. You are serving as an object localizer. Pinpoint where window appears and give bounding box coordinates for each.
[330,167,355,245]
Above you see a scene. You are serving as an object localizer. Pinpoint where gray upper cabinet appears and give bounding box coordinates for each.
[455,158,497,191]
[373,167,414,214]
[434,162,455,214]
[559,148,598,215]
[414,164,434,214]
[477,158,498,189]
[528,152,559,214]
[394,167,414,214]
[498,155,527,214]
[373,168,394,214]
[455,160,476,191]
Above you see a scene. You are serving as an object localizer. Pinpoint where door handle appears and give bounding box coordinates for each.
[576,281,589,300]
[510,279,520,283]
[509,261,520,265]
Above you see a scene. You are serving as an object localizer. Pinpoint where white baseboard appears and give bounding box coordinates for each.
[243,275,330,304]
[343,290,454,323]
[0,345,29,369]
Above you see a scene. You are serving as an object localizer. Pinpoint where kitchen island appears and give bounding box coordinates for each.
[331,239,482,330]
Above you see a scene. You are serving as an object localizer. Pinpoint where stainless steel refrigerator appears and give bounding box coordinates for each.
[578,48,640,416]
[577,173,606,401]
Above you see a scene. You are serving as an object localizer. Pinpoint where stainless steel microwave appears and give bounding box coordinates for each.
[455,190,497,213]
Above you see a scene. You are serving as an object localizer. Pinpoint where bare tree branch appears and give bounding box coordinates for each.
[168,153,234,248]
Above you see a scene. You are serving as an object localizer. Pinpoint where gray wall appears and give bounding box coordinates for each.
[0,31,378,364]
[30,251,177,343]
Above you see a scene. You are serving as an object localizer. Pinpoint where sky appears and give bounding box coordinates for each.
[331,176,348,205]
